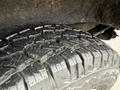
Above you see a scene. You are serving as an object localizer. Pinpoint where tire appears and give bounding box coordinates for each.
[0,25,119,90]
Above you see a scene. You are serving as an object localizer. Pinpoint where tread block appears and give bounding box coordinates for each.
[0,67,16,85]
[0,57,15,67]
[93,45,109,67]
[60,49,78,80]
[99,45,109,67]
[86,37,104,46]
[26,44,54,63]
[61,49,84,77]
[85,46,102,69]
[3,37,29,54]
[0,52,33,72]
[72,53,84,77]
[11,52,34,72]
[113,52,120,67]
[19,28,42,38]
[0,73,26,90]
[46,55,70,89]
[76,48,94,73]
[106,49,114,67]
[22,62,54,90]
[13,37,29,45]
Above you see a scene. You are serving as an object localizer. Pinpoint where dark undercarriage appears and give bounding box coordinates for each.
[0,0,120,40]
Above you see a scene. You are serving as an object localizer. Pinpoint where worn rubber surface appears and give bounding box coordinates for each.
[0,25,119,90]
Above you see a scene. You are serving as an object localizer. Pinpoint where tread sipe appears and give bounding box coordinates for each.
[0,25,119,90]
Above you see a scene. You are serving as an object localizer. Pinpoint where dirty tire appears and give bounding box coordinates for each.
[0,25,119,90]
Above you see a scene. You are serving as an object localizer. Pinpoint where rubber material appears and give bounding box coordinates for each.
[0,25,119,90]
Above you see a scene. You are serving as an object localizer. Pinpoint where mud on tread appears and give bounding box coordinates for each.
[0,25,119,90]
